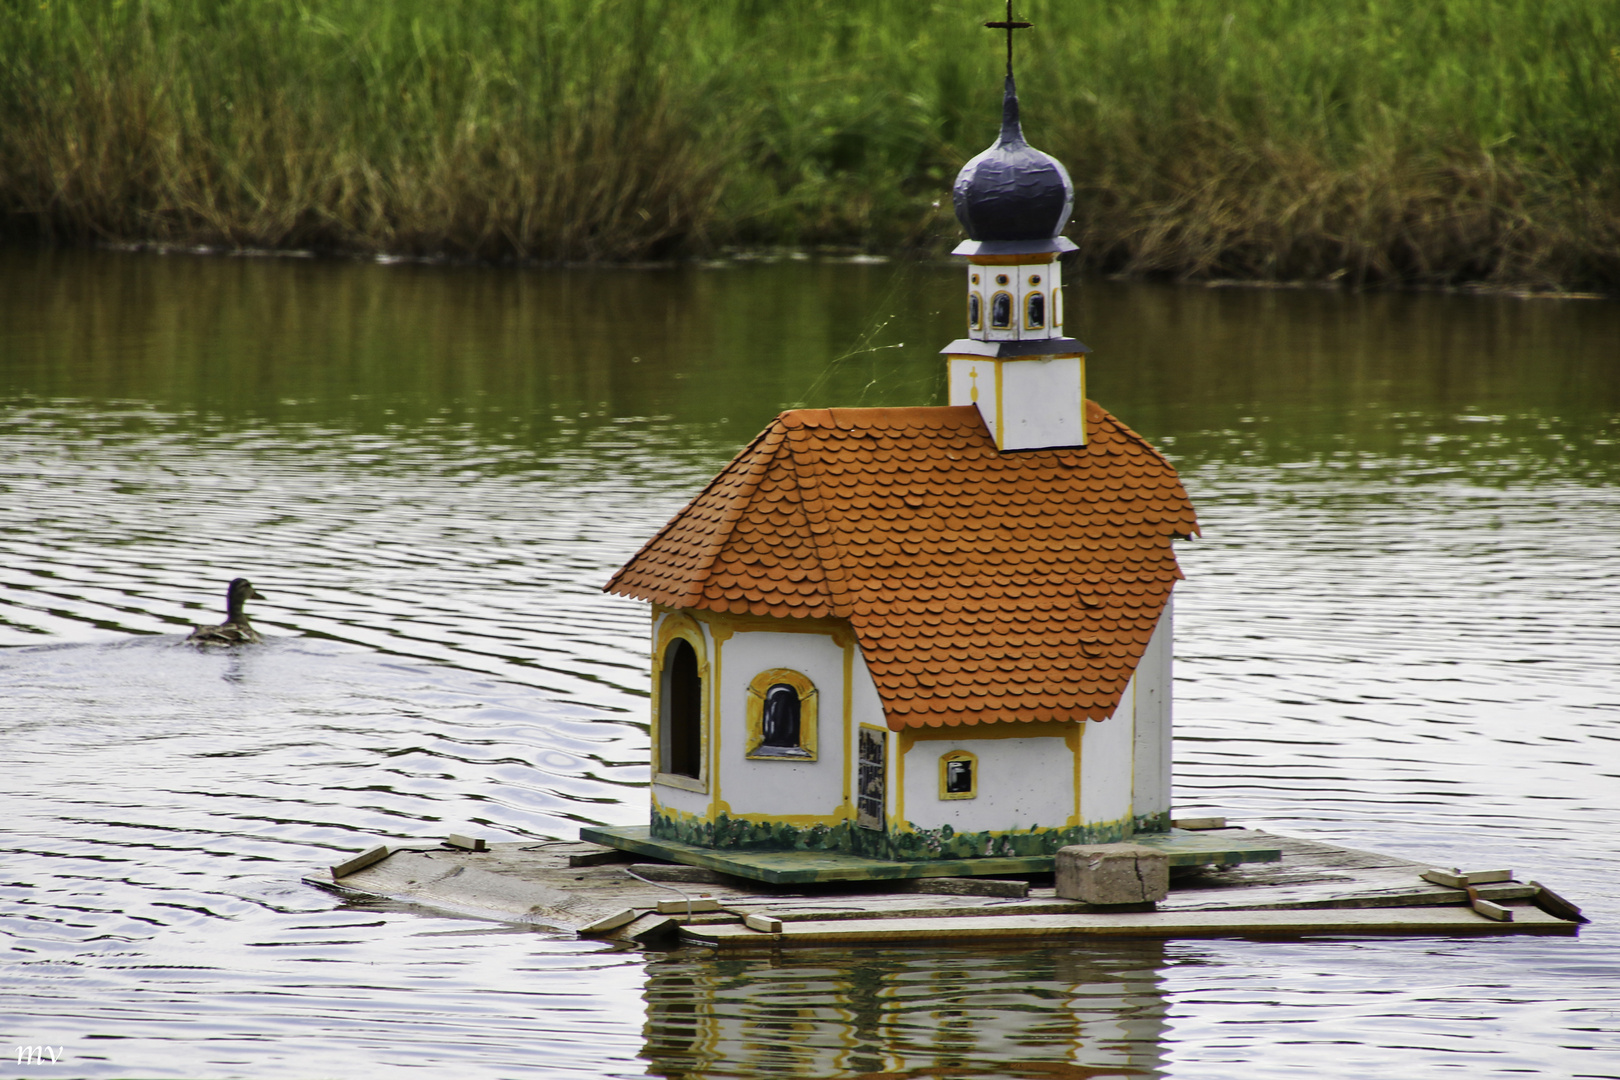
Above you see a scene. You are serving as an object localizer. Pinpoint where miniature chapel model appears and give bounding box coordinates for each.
[589,20,1198,873]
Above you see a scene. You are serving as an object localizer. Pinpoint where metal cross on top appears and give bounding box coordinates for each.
[984,0,1033,78]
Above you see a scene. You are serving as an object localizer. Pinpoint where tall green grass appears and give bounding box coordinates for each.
[2,0,1617,287]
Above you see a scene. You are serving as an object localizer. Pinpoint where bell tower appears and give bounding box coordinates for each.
[942,6,1088,452]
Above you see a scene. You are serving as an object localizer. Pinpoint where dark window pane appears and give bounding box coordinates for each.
[663,639,702,778]
[857,728,885,829]
[761,683,800,747]
[945,759,973,794]
[1026,292,1045,329]
[991,292,1011,329]
[968,293,981,329]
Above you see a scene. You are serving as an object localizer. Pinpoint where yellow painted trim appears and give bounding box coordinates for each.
[901,719,1083,741]
[651,613,710,794]
[939,749,978,800]
[841,641,854,813]
[1070,721,1083,827]
[710,623,723,818]
[744,667,819,761]
[1078,356,1088,446]
[895,728,911,830]
[993,358,1005,450]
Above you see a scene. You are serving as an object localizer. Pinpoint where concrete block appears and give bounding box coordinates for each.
[1055,844,1169,905]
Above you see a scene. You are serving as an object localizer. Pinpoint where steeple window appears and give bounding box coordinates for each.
[1025,291,1046,330]
[990,292,1012,329]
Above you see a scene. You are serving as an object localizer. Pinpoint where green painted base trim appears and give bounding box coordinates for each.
[580,824,1281,885]
[1133,810,1173,835]
[649,808,1140,861]
[887,820,1129,861]
[651,808,857,854]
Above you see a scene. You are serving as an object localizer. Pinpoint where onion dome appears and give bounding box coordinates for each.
[952,75,1074,248]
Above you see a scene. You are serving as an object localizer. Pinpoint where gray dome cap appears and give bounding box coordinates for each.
[953,75,1074,245]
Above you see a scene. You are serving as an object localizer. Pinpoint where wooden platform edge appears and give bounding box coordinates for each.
[684,904,1579,948]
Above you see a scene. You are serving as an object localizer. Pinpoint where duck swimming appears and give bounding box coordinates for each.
[187,578,266,645]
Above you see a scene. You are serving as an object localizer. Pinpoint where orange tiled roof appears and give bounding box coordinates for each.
[606,404,1198,729]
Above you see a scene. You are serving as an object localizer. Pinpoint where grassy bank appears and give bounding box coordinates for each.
[2,0,1618,289]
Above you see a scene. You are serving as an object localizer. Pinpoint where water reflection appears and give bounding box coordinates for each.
[1,248,1618,1078]
[641,945,1167,1079]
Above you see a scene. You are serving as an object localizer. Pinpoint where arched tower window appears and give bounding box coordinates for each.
[990,292,1012,329]
[746,668,818,760]
[1025,291,1046,330]
[968,293,982,330]
[660,638,702,779]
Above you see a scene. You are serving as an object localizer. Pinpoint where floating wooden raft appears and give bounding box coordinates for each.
[303,828,1585,946]
[577,823,1282,884]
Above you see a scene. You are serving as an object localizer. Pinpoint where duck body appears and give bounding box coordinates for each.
[188,578,266,645]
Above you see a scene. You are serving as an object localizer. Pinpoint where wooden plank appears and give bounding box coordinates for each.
[654,897,720,915]
[579,908,638,935]
[609,913,679,943]
[724,896,1090,923]
[892,877,1030,898]
[444,834,487,852]
[1529,881,1589,924]
[330,844,391,878]
[1421,868,1513,888]
[685,904,1577,948]
[1171,817,1227,830]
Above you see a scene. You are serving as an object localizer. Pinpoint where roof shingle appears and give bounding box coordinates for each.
[606,404,1197,729]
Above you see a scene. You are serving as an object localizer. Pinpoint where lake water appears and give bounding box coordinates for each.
[2,248,1618,1079]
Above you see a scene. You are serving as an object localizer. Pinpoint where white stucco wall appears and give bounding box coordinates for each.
[714,627,848,820]
[901,735,1074,834]
[1130,597,1174,822]
[997,356,1086,451]
[1079,694,1136,829]
[946,355,1087,452]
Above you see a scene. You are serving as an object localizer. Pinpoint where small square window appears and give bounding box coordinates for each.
[939,751,977,799]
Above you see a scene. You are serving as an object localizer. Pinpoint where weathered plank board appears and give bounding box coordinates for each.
[330,845,391,878]
[687,905,1577,948]
[892,877,1030,898]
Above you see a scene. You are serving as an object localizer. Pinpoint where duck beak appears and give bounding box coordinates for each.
[249,586,266,600]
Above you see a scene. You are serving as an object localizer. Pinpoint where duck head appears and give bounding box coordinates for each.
[226,577,265,620]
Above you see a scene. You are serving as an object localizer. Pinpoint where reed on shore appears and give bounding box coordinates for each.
[2,0,1617,289]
